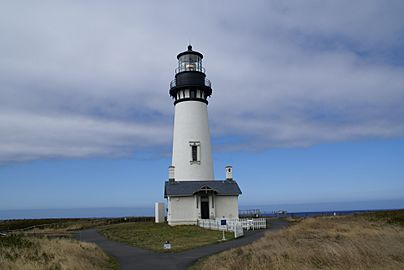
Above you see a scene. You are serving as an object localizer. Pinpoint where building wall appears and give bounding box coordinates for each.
[167,194,239,225]
[214,196,239,220]
[172,100,214,181]
[167,196,198,225]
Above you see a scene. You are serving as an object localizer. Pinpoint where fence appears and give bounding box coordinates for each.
[197,219,244,238]
[197,218,267,238]
[239,218,267,230]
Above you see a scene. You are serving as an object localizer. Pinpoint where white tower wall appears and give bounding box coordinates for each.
[172,100,214,181]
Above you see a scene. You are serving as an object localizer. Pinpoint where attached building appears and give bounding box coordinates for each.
[165,180,242,225]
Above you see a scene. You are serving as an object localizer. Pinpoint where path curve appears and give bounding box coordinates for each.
[77,220,288,270]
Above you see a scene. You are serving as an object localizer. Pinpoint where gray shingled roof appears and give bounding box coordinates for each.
[164,180,242,198]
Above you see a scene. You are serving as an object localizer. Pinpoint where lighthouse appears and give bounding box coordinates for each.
[164,46,242,225]
[170,45,214,181]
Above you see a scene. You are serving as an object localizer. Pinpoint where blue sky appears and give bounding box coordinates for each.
[1,1,404,217]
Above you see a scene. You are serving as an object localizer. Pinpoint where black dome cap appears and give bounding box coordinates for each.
[177,44,203,59]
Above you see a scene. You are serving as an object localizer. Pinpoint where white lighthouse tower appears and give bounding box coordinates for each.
[165,46,241,225]
[170,45,214,181]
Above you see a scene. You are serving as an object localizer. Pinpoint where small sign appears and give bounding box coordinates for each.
[220,219,227,226]
[163,241,171,250]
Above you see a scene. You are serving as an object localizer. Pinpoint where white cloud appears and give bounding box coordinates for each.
[0,0,403,162]
[0,111,170,162]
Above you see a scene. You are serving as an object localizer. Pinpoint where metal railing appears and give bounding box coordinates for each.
[170,78,211,89]
[239,209,262,218]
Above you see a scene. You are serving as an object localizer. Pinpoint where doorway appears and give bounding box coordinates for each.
[201,195,209,219]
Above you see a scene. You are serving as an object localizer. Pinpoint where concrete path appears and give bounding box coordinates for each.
[77,220,288,270]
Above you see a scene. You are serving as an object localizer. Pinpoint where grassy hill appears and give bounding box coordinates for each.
[0,235,118,270]
[192,210,404,270]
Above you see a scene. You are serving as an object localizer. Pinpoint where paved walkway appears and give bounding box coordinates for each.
[77,220,288,270]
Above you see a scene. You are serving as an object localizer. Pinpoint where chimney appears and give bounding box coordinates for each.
[168,166,175,182]
[225,166,233,180]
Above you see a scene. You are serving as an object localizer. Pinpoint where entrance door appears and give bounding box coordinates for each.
[201,196,209,219]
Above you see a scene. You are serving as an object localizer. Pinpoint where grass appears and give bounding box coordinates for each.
[359,209,404,226]
[0,235,118,270]
[191,210,404,270]
[99,222,234,253]
[0,218,84,231]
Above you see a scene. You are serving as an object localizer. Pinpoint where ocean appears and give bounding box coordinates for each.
[263,209,380,218]
[0,207,154,220]
[1,206,402,220]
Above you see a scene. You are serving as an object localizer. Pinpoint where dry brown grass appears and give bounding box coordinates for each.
[0,235,117,270]
[192,216,404,270]
[14,224,99,238]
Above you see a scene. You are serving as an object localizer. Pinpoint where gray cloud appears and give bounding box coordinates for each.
[0,0,403,162]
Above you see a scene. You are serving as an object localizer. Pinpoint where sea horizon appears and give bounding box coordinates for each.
[1,198,403,220]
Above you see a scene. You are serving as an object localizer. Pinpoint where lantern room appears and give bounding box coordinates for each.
[176,45,204,73]
[169,45,212,104]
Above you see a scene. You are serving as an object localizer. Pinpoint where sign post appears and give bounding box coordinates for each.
[220,218,227,241]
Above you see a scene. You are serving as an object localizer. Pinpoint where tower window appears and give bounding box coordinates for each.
[189,141,201,164]
[192,145,197,161]
[190,90,196,98]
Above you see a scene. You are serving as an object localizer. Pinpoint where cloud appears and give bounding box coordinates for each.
[0,110,170,162]
[0,0,403,162]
